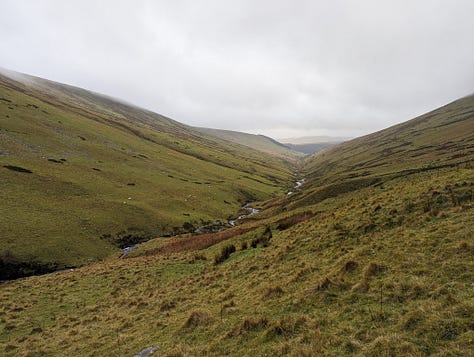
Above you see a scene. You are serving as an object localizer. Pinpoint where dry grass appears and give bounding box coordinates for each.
[141,227,257,255]
[275,211,315,230]
[183,311,213,329]
[1,167,471,356]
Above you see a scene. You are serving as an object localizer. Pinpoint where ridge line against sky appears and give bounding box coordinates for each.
[1,0,473,139]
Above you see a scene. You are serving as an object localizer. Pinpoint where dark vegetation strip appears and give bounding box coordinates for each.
[143,226,259,256]
[275,211,315,230]
[294,177,381,208]
[381,159,474,181]
[0,257,74,280]
[3,165,33,173]
[0,77,27,93]
[433,111,474,128]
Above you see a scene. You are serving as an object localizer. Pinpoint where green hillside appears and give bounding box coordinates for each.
[265,95,474,213]
[0,84,472,356]
[0,70,295,278]
[193,127,304,160]
[304,95,474,186]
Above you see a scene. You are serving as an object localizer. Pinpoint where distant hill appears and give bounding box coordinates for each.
[280,135,347,155]
[0,68,294,278]
[282,142,336,155]
[193,127,304,160]
[280,135,348,144]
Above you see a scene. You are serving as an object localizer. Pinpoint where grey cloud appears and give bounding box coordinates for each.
[0,0,473,139]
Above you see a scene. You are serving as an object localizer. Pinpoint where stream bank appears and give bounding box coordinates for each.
[121,177,305,258]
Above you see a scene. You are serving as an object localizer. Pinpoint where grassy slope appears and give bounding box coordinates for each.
[0,71,294,274]
[269,95,474,214]
[193,127,305,160]
[1,167,472,356]
[304,95,474,185]
[0,93,473,355]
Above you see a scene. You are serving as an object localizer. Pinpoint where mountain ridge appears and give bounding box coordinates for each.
[193,126,304,160]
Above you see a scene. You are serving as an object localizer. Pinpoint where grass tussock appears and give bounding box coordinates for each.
[311,277,336,292]
[264,285,285,298]
[229,317,269,337]
[250,226,272,248]
[265,316,310,340]
[214,244,236,265]
[363,333,424,356]
[183,311,213,330]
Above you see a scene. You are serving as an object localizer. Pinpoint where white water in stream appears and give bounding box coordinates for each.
[228,203,260,226]
[287,178,305,195]
[120,243,141,258]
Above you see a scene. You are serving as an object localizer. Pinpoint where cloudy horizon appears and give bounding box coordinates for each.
[1,0,473,139]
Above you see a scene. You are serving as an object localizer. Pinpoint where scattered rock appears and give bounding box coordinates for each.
[134,346,159,357]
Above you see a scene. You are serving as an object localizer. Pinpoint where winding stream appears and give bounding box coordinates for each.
[121,177,306,257]
[287,178,305,195]
[120,243,141,258]
[228,203,261,226]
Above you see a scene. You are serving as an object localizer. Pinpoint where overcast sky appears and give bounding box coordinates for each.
[1,1,473,139]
